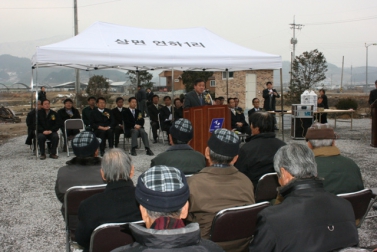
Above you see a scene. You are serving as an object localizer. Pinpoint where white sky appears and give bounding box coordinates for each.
[1,0,377,67]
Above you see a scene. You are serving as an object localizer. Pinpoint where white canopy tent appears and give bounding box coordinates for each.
[31,21,281,71]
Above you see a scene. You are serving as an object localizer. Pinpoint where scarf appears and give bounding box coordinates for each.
[150,216,185,230]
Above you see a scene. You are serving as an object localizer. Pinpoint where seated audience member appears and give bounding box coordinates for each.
[112,166,223,252]
[235,112,286,188]
[249,143,358,251]
[234,97,243,113]
[57,98,81,151]
[82,96,96,130]
[218,96,225,105]
[228,97,250,134]
[247,98,265,125]
[305,124,364,194]
[37,99,62,160]
[25,100,42,151]
[151,118,205,174]
[147,95,161,143]
[111,97,127,148]
[159,96,173,137]
[75,148,142,251]
[187,129,255,251]
[54,131,104,214]
[123,97,154,156]
[89,97,114,156]
[173,97,183,120]
[214,97,221,105]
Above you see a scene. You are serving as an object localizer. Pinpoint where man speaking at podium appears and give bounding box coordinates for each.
[184,79,212,108]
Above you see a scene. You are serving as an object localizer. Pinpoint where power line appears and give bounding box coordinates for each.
[0,0,122,10]
[305,15,377,25]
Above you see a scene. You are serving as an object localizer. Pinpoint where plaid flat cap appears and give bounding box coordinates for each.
[208,128,240,157]
[169,118,193,142]
[135,166,190,212]
[72,131,101,157]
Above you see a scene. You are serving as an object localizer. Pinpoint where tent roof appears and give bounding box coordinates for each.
[32,21,282,71]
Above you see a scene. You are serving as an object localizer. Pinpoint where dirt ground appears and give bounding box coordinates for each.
[0,90,373,145]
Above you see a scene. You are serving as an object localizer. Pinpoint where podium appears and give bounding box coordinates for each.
[371,100,377,147]
[184,105,231,154]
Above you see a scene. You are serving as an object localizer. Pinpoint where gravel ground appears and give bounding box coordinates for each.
[0,117,376,251]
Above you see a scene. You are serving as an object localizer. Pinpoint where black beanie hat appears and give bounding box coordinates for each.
[72,131,101,157]
[207,128,240,157]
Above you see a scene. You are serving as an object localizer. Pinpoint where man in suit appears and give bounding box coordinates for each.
[369,80,377,105]
[89,97,114,156]
[174,98,183,120]
[183,79,212,108]
[38,86,47,102]
[247,98,265,125]
[82,96,96,130]
[25,100,42,151]
[123,97,154,156]
[111,97,127,148]
[160,96,173,138]
[147,95,161,143]
[234,97,243,113]
[57,98,81,151]
[37,99,62,160]
[146,88,154,110]
[75,148,141,251]
[228,98,250,135]
[136,85,147,118]
[263,81,280,130]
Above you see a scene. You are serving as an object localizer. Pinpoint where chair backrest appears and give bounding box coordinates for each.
[64,184,107,242]
[209,201,270,242]
[255,172,279,203]
[89,221,145,252]
[337,188,376,228]
[65,119,85,130]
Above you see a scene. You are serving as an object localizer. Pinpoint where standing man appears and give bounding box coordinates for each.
[123,97,154,156]
[247,98,265,125]
[159,96,173,138]
[89,97,114,156]
[37,99,62,160]
[57,98,81,151]
[369,80,377,105]
[147,95,161,143]
[38,86,47,102]
[82,96,96,130]
[111,97,127,148]
[173,98,183,120]
[263,81,280,130]
[184,79,212,108]
[146,88,154,110]
[136,85,147,118]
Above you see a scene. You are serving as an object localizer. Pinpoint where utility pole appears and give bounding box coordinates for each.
[289,16,304,60]
[340,56,344,93]
[74,0,80,108]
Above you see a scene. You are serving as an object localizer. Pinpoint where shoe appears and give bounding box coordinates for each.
[153,138,158,144]
[49,154,58,159]
[100,151,105,156]
[131,148,137,156]
[114,144,118,148]
[40,154,46,160]
[146,148,154,156]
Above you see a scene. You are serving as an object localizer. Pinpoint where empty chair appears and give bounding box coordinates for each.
[255,172,279,203]
[89,221,145,252]
[209,201,270,252]
[337,188,377,228]
[63,119,85,156]
[64,184,106,252]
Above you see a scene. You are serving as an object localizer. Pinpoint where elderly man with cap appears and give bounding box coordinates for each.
[76,148,141,251]
[249,143,358,251]
[187,129,255,252]
[150,118,205,174]
[112,166,223,252]
[55,131,104,215]
[305,123,364,195]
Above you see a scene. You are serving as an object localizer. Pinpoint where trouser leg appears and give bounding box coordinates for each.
[106,129,114,148]
[95,129,106,153]
[49,132,59,155]
[139,128,150,148]
[38,133,47,155]
[131,129,139,149]
[151,121,159,139]
[114,126,122,146]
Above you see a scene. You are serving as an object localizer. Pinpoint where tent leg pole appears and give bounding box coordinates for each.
[280,68,284,141]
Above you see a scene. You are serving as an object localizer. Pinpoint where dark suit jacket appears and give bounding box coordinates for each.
[57,107,81,124]
[146,91,154,102]
[37,109,62,133]
[38,91,46,101]
[89,108,115,130]
[75,180,142,250]
[184,90,211,108]
[369,89,377,105]
[122,108,145,136]
[230,109,248,130]
[147,103,162,123]
[174,106,183,120]
[136,88,147,102]
[247,108,265,125]
[263,88,280,111]
[111,107,127,126]
[159,106,172,129]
